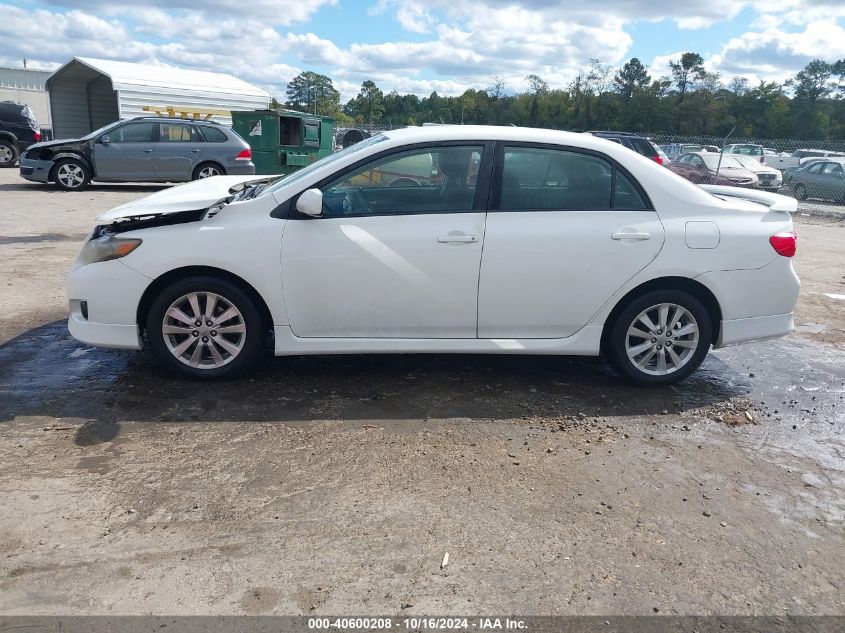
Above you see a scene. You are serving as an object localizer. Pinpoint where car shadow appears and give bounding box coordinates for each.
[0,321,751,445]
[0,182,168,193]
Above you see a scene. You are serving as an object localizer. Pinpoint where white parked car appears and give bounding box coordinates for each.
[731,155,783,191]
[67,126,800,386]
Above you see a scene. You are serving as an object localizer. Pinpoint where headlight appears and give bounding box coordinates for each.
[76,234,142,267]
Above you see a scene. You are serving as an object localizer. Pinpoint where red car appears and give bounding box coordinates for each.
[668,152,759,188]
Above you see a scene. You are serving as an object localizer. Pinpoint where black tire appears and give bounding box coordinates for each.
[145,276,264,379]
[52,157,91,191]
[192,162,225,180]
[793,183,807,201]
[0,140,18,168]
[605,289,713,387]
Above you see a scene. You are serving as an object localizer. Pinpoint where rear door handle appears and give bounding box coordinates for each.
[190,149,201,153]
[438,234,479,244]
[143,149,153,153]
[611,231,651,241]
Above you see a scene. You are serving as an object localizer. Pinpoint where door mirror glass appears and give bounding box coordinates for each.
[296,189,323,216]
[100,135,110,144]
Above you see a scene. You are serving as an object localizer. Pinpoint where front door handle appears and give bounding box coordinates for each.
[190,149,201,153]
[611,231,651,241]
[143,149,153,153]
[438,234,479,244]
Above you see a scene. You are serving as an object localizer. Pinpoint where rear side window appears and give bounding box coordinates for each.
[159,123,202,142]
[200,126,228,142]
[500,147,649,211]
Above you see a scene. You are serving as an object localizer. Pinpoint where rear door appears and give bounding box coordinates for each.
[477,143,664,338]
[818,162,845,200]
[93,121,156,180]
[154,122,205,181]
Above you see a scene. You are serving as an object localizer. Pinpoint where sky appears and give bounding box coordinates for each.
[1,0,844,102]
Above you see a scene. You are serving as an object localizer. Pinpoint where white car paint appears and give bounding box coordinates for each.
[67,125,800,379]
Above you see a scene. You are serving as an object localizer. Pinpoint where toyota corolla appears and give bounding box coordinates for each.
[67,126,800,385]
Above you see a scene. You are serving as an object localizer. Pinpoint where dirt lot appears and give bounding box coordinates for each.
[0,169,843,616]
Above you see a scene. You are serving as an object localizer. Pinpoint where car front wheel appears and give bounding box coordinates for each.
[606,290,712,386]
[53,158,91,191]
[146,276,264,379]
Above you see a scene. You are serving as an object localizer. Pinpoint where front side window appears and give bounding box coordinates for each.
[500,147,648,211]
[159,123,202,142]
[807,163,824,174]
[319,145,483,216]
[111,122,155,143]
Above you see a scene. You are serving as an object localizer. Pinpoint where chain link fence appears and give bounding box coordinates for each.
[334,125,845,207]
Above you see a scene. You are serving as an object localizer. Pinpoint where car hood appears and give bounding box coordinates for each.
[96,175,272,222]
[25,138,83,151]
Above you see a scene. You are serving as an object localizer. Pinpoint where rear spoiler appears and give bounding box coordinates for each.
[699,185,797,213]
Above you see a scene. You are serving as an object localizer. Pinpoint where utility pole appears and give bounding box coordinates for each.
[23,58,27,69]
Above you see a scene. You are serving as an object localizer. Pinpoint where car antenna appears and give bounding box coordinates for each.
[714,125,736,185]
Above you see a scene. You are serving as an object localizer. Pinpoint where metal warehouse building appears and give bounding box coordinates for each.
[47,57,271,138]
[0,66,52,129]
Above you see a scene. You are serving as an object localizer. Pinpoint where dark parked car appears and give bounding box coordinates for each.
[789,160,845,203]
[0,101,41,168]
[19,117,255,191]
[668,152,758,188]
[588,131,664,164]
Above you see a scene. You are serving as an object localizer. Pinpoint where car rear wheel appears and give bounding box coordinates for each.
[606,290,712,386]
[192,162,225,180]
[0,140,18,167]
[53,158,91,191]
[793,183,807,201]
[146,276,264,379]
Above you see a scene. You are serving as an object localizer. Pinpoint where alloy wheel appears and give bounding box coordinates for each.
[161,292,246,369]
[198,166,221,178]
[625,303,699,376]
[57,163,85,188]
[0,145,13,165]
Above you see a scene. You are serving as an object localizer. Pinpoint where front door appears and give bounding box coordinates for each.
[93,121,156,180]
[478,144,665,338]
[154,122,206,181]
[281,144,488,338]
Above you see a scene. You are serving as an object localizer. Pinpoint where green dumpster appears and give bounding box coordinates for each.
[231,109,335,176]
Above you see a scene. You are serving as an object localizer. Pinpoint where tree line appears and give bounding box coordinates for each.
[275,54,845,140]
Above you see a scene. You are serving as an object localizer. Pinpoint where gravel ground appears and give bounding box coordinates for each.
[0,170,843,616]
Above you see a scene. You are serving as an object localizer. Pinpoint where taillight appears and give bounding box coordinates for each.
[769,231,796,257]
[652,155,663,165]
[235,148,252,161]
[33,130,41,142]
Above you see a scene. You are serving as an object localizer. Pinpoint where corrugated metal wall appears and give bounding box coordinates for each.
[0,67,52,127]
[49,64,118,138]
[47,58,271,137]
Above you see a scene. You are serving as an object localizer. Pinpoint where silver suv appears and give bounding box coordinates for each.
[19,117,255,191]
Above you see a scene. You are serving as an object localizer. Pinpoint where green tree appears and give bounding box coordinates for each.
[669,52,706,103]
[285,71,341,116]
[353,80,385,126]
[614,58,650,101]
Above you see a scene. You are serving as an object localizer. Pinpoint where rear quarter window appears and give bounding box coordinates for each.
[200,126,228,142]
[629,138,657,157]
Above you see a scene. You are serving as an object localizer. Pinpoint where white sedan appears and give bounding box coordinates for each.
[67,126,800,385]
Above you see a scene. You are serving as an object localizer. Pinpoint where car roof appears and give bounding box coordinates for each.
[126,116,224,125]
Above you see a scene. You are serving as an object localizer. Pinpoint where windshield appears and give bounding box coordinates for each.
[80,120,123,141]
[701,154,743,169]
[261,133,389,197]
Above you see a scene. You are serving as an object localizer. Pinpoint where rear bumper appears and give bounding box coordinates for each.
[19,157,53,182]
[715,313,794,348]
[226,162,256,176]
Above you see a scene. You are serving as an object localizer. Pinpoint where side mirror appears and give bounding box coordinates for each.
[296,188,323,217]
[100,135,110,144]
